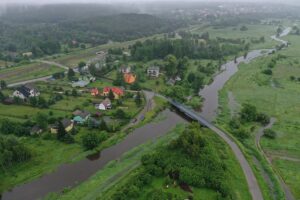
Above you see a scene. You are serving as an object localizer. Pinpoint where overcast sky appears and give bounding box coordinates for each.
[0,0,299,5]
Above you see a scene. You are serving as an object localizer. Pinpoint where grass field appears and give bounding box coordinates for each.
[216,34,300,199]
[0,62,64,84]
[191,24,278,50]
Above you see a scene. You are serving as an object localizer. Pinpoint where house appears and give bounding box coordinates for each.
[147,66,160,77]
[73,110,91,124]
[72,80,89,88]
[102,87,124,99]
[30,125,43,135]
[119,66,131,74]
[13,84,40,100]
[50,119,74,134]
[22,52,33,57]
[124,73,136,84]
[91,88,99,96]
[96,98,112,110]
[88,117,101,128]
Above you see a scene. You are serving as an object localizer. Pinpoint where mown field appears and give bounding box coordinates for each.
[216,34,300,199]
[0,62,64,84]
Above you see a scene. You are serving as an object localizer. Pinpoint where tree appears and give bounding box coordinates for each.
[114,109,127,119]
[240,104,257,123]
[81,132,100,150]
[67,68,75,80]
[37,97,48,108]
[29,97,38,107]
[56,121,67,141]
[262,69,272,75]
[135,92,142,106]
[108,89,115,100]
[36,113,48,130]
[0,80,7,89]
[78,61,86,69]
[0,91,5,102]
[72,89,78,97]
[264,129,277,139]
[164,54,178,77]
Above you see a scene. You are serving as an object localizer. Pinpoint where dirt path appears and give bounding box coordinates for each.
[255,118,295,200]
[34,60,69,70]
[227,91,240,118]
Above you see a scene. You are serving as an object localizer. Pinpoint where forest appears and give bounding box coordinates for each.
[0,5,184,61]
[105,124,236,200]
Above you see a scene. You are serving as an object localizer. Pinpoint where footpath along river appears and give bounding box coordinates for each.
[1,27,291,200]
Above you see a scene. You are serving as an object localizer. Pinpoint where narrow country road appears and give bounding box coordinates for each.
[255,118,295,200]
[34,60,69,70]
[169,101,264,200]
[7,76,52,88]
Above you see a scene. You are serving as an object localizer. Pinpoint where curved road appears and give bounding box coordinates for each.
[169,100,264,200]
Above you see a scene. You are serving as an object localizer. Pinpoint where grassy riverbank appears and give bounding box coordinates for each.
[45,123,251,200]
[0,94,164,194]
[216,34,300,199]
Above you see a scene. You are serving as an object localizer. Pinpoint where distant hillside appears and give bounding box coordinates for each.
[0,5,185,61]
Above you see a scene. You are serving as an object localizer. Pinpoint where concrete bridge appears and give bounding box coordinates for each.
[169,99,264,200]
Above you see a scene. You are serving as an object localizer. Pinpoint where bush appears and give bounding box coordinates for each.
[262,69,272,75]
[81,132,101,150]
[256,113,270,125]
[264,129,277,139]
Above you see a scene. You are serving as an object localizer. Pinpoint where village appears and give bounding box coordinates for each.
[0,51,167,147]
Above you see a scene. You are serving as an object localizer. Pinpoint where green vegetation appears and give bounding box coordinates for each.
[217,34,300,199]
[0,4,183,62]
[0,62,64,84]
[101,123,251,200]
[0,135,31,171]
[46,123,250,200]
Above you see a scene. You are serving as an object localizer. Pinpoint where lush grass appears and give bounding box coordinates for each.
[101,125,251,200]
[272,159,300,199]
[191,24,278,50]
[0,137,83,193]
[0,62,64,84]
[216,34,300,199]
[44,125,186,200]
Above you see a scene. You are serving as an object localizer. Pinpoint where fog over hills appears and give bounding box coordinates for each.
[0,0,300,5]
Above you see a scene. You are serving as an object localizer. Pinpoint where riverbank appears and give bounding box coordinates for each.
[216,33,300,199]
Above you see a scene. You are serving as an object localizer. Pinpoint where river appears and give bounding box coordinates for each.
[1,110,186,200]
[1,27,291,200]
[199,27,291,121]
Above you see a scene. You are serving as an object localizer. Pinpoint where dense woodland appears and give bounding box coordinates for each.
[0,5,184,61]
[0,135,31,171]
[130,36,246,62]
[107,124,235,200]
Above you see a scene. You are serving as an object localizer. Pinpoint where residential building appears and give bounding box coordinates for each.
[50,119,74,134]
[119,66,131,74]
[102,87,124,99]
[13,84,40,100]
[124,73,136,84]
[96,98,112,110]
[73,110,91,124]
[91,88,99,96]
[147,66,160,77]
[72,80,89,88]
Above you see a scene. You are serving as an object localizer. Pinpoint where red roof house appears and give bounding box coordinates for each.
[102,87,124,99]
[91,88,99,96]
